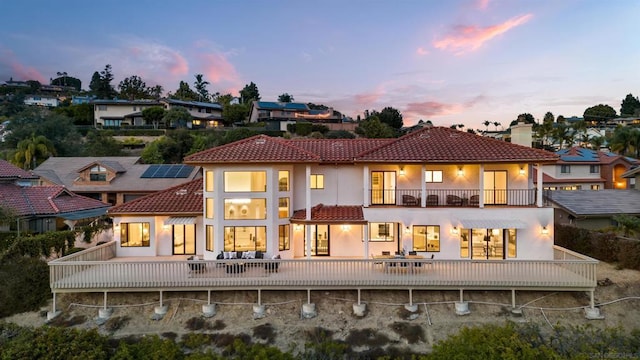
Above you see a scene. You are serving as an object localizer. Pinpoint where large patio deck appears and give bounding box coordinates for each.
[49,242,597,293]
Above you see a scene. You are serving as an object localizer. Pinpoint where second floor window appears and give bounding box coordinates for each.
[224,171,266,192]
[560,165,571,174]
[205,170,214,192]
[310,174,324,189]
[279,170,290,191]
[90,165,107,181]
[224,198,266,220]
[425,170,443,183]
[589,165,599,174]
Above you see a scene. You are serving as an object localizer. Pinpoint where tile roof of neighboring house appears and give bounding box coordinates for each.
[255,101,309,111]
[0,159,38,179]
[92,99,161,105]
[532,169,605,184]
[33,157,200,192]
[184,135,321,164]
[161,98,223,110]
[291,204,366,223]
[556,147,638,165]
[622,166,640,178]
[548,190,640,216]
[186,127,559,165]
[0,183,109,217]
[77,160,127,173]
[108,178,203,215]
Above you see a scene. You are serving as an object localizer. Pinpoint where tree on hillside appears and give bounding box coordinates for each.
[83,131,124,156]
[355,117,395,138]
[620,93,640,116]
[118,75,152,99]
[223,103,249,126]
[163,107,191,128]
[142,106,166,129]
[556,115,566,124]
[51,72,81,91]
[193,74,211,102]
[5,108,83,156]
[240,82,260,104]
[543,111,555,124]
[278,93,294,103]
[170,81,199,102]
[378,106,403,130]
[13,134,56,169]
[583,104,616,124]
[52,103,93,126]
[90,64,118,99]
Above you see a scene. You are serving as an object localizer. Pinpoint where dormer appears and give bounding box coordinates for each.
[74,160,126,185]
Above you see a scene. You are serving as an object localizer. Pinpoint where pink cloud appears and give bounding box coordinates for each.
[433,14,533,54]
[405,101,461,117]
[416,47,429,56]
[477,0,490,10]
[354,88,384,107]
[0,49,46,83]
[198,52,240,86]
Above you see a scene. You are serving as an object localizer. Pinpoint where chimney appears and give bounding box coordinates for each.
[510,121,533,147]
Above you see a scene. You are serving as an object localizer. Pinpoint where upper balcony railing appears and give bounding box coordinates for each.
[370,189,545,207]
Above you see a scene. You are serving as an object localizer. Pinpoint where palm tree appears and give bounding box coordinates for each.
[610,126,634,156]
[493,121,501,131]
[552,123,571,149]
[483,120,490,132]
[589,136,605,150]
[13,134,56,170]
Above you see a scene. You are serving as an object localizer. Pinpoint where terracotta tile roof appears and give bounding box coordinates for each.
[0,184,109,217]
[291,204,366,223]
[184,135,320,164]
[108,178,203,215]
[289,138,393,163]
[357,127,559,163]
[0,159,38,179]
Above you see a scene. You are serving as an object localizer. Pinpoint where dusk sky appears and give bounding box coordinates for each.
[1,0,639,129]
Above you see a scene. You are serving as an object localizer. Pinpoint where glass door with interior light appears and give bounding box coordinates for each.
[304,224,330,256]
[483,170,507,205]
[371,171,396,205]
[470,228,504,260]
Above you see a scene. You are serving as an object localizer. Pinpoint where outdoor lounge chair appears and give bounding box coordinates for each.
[187,256,206,273]
[265,254,281,273]
[426,195,439,206]
[402,194,419,206]
[469,194,479,207]
[446,194,463,206]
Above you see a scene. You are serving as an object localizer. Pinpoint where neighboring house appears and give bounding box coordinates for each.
[159,98,223,128]
[32,157,200,206]
[23,94,60,107]
[548,190,640,230]
[248,101,343,131]
[622,166,640,190]
[92,99,161,127]
[536,147,638,190]
[0,159,109,234]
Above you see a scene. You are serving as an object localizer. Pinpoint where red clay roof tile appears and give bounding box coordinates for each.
[108,178,203,214]
[0,184,108,217]
[291,204,365,223]
[0,159,38,179]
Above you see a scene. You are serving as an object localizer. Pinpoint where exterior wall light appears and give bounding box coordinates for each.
[457,167,464,177]
[519,166,526,175]
[399,166,405,176]
[404,226,411,234]
[451,226,459,235]
[541,226,549,235]
[341,224,351,231]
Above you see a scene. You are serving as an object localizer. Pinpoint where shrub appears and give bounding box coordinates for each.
[0,256,50,317]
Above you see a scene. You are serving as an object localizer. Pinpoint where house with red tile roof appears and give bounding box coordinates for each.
[104,126,562,261]
[0,159,109,233]
[535,147,638,190]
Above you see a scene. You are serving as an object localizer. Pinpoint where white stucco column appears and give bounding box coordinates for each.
[421,164,426,207]
[305,165,311,220]
[363,165,369,207]
[363,224,369,258]
[478,164,484,208]
[305,225,312,259]
[536,163,543,207]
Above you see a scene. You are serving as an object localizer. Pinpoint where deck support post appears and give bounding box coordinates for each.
[353,289,366,317]
[404,288,418,313]
[455,289,470,315]
[510,289,522,315]
[202,290,216,318]
[98,291,113,319]
[253,289,266,319]
[585,290,604,320]
[47,292,61,321]
[154,290,168,319]
[302,289,316,319]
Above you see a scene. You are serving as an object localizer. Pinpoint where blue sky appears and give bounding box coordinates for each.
[1,0,639,129]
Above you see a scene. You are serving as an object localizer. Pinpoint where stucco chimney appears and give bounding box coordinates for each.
[510,119,533,147]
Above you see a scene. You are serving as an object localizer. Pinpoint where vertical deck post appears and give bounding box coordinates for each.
[154,290,168,318]
[207,290,211,305]
[404,288,418,313]
[353,289,366,317]
[585,289,603,320]
[47,292,61,321]
[511,289,522,315]
[302,289,316,318]
[104,291,108,310]
[203,290,216,318]
[98,291,113,319]
[455,288,470,315]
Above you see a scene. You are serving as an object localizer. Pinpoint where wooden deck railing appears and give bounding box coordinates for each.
[49,243,597,292]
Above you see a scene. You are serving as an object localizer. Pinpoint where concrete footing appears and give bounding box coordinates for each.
[202,304,216,318]
[455,301,470,315]
[98,308,113,319]
[585,307,604,320]
[353,303,366,317]
[302,303,317,319]
[46,311,61,322]
[510,307,523,316]
[253,304,266,319]
[151,305,168,320]
[404,303,418,313]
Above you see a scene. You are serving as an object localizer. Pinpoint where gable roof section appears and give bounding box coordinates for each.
[548,190,640,216]
[0,159,38,179]
[289,138,393,163]
[0,183,109,217]
[77,160,127,173]
[291,204,366,224]
[184,135,320,164]
[108,178,203,215]
[357,127,559,163]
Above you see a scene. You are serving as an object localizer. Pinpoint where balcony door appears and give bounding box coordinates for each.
[304,224,330,256]
[173,224,196,255]
[371,171,396,205]
[483,170,507,205]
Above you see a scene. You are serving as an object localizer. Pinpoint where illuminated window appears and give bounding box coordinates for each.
[173,224,196,255]
[224,226,266,252]
[310,174,324,189]
[459,229,470,258]
[224,198,266,220]
[206,225,214,251]
[369,222,395,242]
[279,224,290,251]
[507,229,517,258]
[205,170,214,191]
[90,165,107,181]
[120,223,150,247]
[591,185,600,190]
[425,170,443,183]
[205,198,214,219]
[412,225,440,252]
[224,171,266,192]
[279,197,289,218]
[279,171,289,191]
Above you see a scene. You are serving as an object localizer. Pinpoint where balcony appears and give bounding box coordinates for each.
[370,189,544,207]
[49,242,596,293]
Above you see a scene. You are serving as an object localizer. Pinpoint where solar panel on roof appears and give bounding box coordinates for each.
[141,164,194,178]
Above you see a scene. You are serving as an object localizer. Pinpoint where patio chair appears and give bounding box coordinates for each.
[469,194,479,207]
[265,254,281,273]
[446,194,463,206]
[187,256,206,273]
[402,194,419,206]
[426,195,439,206]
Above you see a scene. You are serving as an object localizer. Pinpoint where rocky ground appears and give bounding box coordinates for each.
[4,261,640,355]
